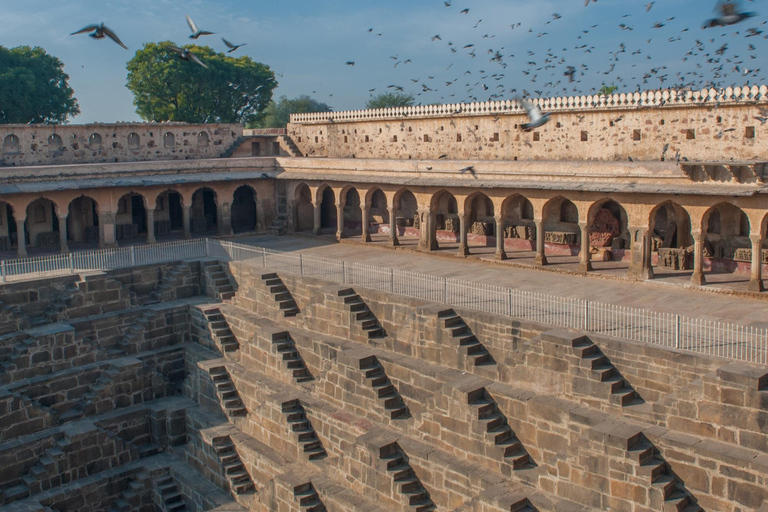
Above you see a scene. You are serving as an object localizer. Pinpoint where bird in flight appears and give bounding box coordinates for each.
[186,14,214,39]
[168,45,208,68]
[703,0,755,28]
[520,99,550,131]
[70,23,127,49]
[222,38,246,53]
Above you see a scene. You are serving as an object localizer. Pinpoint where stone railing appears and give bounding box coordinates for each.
[290,84,768,124]
[243,128,286,136]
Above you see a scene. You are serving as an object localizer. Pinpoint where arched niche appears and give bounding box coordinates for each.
[25,197,59,248]
[116,193,148,241]
[649,201,693,271]
[191,188,218,233]
[154,190,184,237]
[67,196,99,245]
[319,187,336,230]
[2,134,19,154]
[342,187,363,235]
[231,185,257,234]
[294,183,313,232]
[127,133,140,150]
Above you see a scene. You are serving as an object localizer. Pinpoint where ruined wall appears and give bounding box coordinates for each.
[0,123,242,168]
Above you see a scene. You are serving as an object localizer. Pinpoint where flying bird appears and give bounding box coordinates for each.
[703,0,755,28]
[222,38,246,53]
[70,23,127,49]
[520,99,550,131]
[459,165,478,178]
[186,14,214,39]
[345,61,355,66]
[168,45,208,68]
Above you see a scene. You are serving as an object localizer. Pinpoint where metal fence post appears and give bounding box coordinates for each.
[443,277,447,304]
[675,314,681,349]
[390,268,394,293]
[583,301,589,331]
[69,253,74,274]
[342,261,347,284]
[262,247,267,268]
[0,261,5,283]
[299,254,304,275]
[130,246,135,266]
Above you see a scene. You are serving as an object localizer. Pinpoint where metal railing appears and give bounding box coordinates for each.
[209,239,768,365]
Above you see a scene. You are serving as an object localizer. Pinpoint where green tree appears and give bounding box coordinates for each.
[126,42,276,124]
[366,92,415,109]
[256,95,332,128]
[598,85,619,96]
[0,46,79,124]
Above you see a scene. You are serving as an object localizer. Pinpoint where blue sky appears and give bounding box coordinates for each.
[2,0,768,123]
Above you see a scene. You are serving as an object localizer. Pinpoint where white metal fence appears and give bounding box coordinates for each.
[208,239,768,365]
[0,238,765,364]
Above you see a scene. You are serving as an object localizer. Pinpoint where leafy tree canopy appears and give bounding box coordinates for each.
[126,42,276,124]
[0,46,80,124]
[598,85,619,96]
[366,92,415,109]
[255,95,332,128]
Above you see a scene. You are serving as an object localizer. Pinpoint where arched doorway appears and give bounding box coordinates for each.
[342,187,362,237]
[67,196,99,247]
[319,187,336,232]
[431,190,459,250]
[369,189,389,235]
[501,194,535,255]
[116,193,147,242]
[0,202,17,252]
[191,188,218,234]
[155,190,184,239]
[649,202,693,274]
[231,185,257,234]
[466,193,495,249]
[294,184,313,232]
[25,198,59,250]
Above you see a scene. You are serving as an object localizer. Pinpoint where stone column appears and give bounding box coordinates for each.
[98,212,117,248]
[182,205,191,239]
[16,218,27,257]
[428,211,439,251]
[58,215,69,254]
[691,230,706,286]
[534,219,548,266]
[312,203,321,235]
[579,222,592,272]
[361,204,372,243]
[388,206,399,247]
[256,199,266,233]
[494,216,507,260]
[748,235,764,292]
[219,202,233,236]
[457,213,469,257]
[146,208,156,244]
[336,203,345,240]
[627,226,654,279]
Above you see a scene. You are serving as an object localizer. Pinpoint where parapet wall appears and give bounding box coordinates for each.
[287,85,768,162]
[0,123,242,168]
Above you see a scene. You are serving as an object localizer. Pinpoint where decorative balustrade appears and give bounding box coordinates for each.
[289,84,768,124]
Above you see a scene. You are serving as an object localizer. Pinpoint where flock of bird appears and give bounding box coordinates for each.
[70,14,246,69]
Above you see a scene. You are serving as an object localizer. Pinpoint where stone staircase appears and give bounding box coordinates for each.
[268,215,289,236]
[359,355,409,420]
[201,307,239,353]
[203,261,236,301]
[153,473,187,512]
[293,481,327,512]
[438,309,493,367]
[261,273,299,317]
[272,332,312,382]
[149,262,188,304]
[57,366,121,423]
[118,310,154,355]
[26,281,79,327]
[0,333,34,373]
[221,136,245,158]
[209,366,247,417]
[279,134,303,157]
[379,442,435,512]
[572,337,641,407]
[338,289,385,339]
[108,477,147,512]
[281,399,327,461]
[468,388,530,469]
[212,436,255,495]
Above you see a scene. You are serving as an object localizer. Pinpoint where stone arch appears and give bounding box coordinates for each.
[67,195,99,246]
[586,199,630,251]
[543,196,579,227]
[0,201,18,251]
[702,203,751,261]
[501,194,535,244]
[197,132,210,147]
[293,183,313,232]
[163,132,176,148]
[231,185,257,234]
[127,133,140,150]
[392,188,418,236]
[2,134,19,154]
[318,186,336,231]
[191,187,219,234]
[116,192,148,242]
[648,201,693,272]
[431,190,459,246]
[465,192,495,237]
[366,188,390,227]
[47,134,63,151]
[25,197,60,249]
[88,133,102,150]
[341,187,363,236]
[154,189,185,237]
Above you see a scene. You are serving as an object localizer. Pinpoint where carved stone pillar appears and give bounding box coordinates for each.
[146,208,156,244]
[312,203,321,235]
[388,206,399,247]
[428,211,439,251]
[494,216,507,260]
[579,222,592,272]
[748,235,764,292]
[336,203,345,240]
[182,205,191,239]
[16,218,26,257]
[457,213,469,257]
[534,219,548,266]
[361,204,372,243]
[691,230,706,286]
[58,215,69,254]
[98,211,117,248]
[627,226,654,279]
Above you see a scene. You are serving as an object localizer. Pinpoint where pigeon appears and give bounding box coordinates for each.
[70,23,127,49]
[564,66,576,83]
[703,0,755,28]
[520,99,550,131]
[345,61,355,66]
[168,45,208,68]
[186,14,214,39]
[459,165,478,178]
[222,38,246,53]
